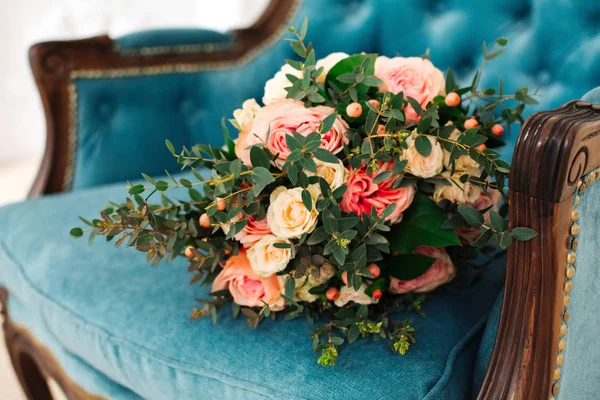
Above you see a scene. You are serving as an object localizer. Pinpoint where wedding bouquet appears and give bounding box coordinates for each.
[71,18,537,366]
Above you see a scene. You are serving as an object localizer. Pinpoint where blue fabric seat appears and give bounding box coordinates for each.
[0,175,505,399]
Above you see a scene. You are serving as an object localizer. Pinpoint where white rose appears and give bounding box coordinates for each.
[443,129,481,171]
[334,283,379,307]
[232,99,261,130]
[315,52,349,84]
[246,234,293,277]
[306,159,348,191]
[433,169,483,205]
[403,131,444,178]
[267,186,320,239]
[294,263,336,302]
[262,53,349,105]
[262,64,301,105]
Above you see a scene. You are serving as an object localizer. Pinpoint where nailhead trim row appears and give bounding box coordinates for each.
[549,168,600,399]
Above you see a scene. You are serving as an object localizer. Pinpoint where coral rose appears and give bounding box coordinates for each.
[221,216,272,248]
[375,56,445,123]
[403,132,444,178]
[247,234,293,277]
[389,246,456,294]
[235,99,349,168]
[340,161,415,224]
[212,250,285,310]
[267,185,320,239]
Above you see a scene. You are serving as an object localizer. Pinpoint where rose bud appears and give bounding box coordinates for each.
[184,245,195,258]
[491,124,504,136]
[445,92,461,107]
[367,264,381,279]
[346,102,363,118]
[464,118,479,129]
[199,213,211,228]
[326,287,340,301]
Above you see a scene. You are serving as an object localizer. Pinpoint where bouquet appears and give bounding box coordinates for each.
[71,18,537,366]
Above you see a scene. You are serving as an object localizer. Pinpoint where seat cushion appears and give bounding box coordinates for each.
[0,176,504,400]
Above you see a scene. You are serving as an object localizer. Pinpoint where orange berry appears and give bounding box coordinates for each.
[368,99,380,109]
[491,124,504,136]
[326,287,340,301]
[184,245,195,258]
[367,264,380,279]
[217,198,226,211]
[476,144,487,151]
[341,271,349,285]
[445,92,461,107]
[464,118,479,129]
[377,124,386,136]
[346,102,363,118]
[199,213,211,228]
[372,289,383,299]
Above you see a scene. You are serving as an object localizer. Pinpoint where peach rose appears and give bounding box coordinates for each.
[222,216,272,248]
[306,159,348,191]
[403,132,444,178]
[247,234,293,277]
[375,56,445,123]
[443,129,481,171]
[433,169,483,205]
[212,250,286,311]
[340,161,415,224]
[235,99,349,168]
[334,283,379,307]
[389,246,456,294]
[267,185,320,239]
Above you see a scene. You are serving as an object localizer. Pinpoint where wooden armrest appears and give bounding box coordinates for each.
[478,100,600,399]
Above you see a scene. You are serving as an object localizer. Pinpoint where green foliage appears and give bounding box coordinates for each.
[389,194,461,253]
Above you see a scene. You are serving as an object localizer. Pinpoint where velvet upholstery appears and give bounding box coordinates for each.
[0,174,505,399]
[556,158,600,400]
[70,0,600,189]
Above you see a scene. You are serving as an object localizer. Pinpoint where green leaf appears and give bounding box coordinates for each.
[489,210,506,232]
[155,181,169,191]
[298,16,308,40]
[471,228,493,247]
[388,254,436,280]
[457,206,484,227]
[496,37,508,46]
[179,178,192,188]
[389,194,461,253]
[319,112,338,133]
[273,242,291,249]
[323,210,338,234]
[313,148,339,164]
[325,54,376,92]
[414,135,432,157]
[141,173,156,185]
[70,227,83,238]
[251,167,276,196]
[128,184,145,195]
[250,146,271,169]
[307,226,329,245]
[445,68,457,94]
[301,189,313,211]
[165,139,176,155]
[511,227,537,241]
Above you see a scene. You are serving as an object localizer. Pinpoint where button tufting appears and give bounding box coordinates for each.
[98,100,115,118]
[179,98,198,117]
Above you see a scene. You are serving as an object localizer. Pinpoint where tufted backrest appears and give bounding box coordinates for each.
[41,0,600,190]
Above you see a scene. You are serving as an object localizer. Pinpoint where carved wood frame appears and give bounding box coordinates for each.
[5,0,600,396]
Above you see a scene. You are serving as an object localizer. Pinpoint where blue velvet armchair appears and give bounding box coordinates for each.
[2,1,600,399]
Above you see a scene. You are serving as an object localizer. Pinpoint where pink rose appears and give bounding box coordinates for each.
[389,246,456,294]
[212,250,285,311]
[340,161,415,224]
[235,99,349,167]
[455,188,503,244]
[374,56,445,123]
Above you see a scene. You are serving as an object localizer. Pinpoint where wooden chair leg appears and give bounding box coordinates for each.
[1,288,53,400]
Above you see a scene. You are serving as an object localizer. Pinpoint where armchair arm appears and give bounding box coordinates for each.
[28,0,298,196]
[478,100,600,399]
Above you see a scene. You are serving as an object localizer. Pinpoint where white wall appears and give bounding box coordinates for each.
[0,0,269,164]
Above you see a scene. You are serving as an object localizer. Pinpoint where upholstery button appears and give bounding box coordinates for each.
[180,98,197,116]
[98,101,115,118]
